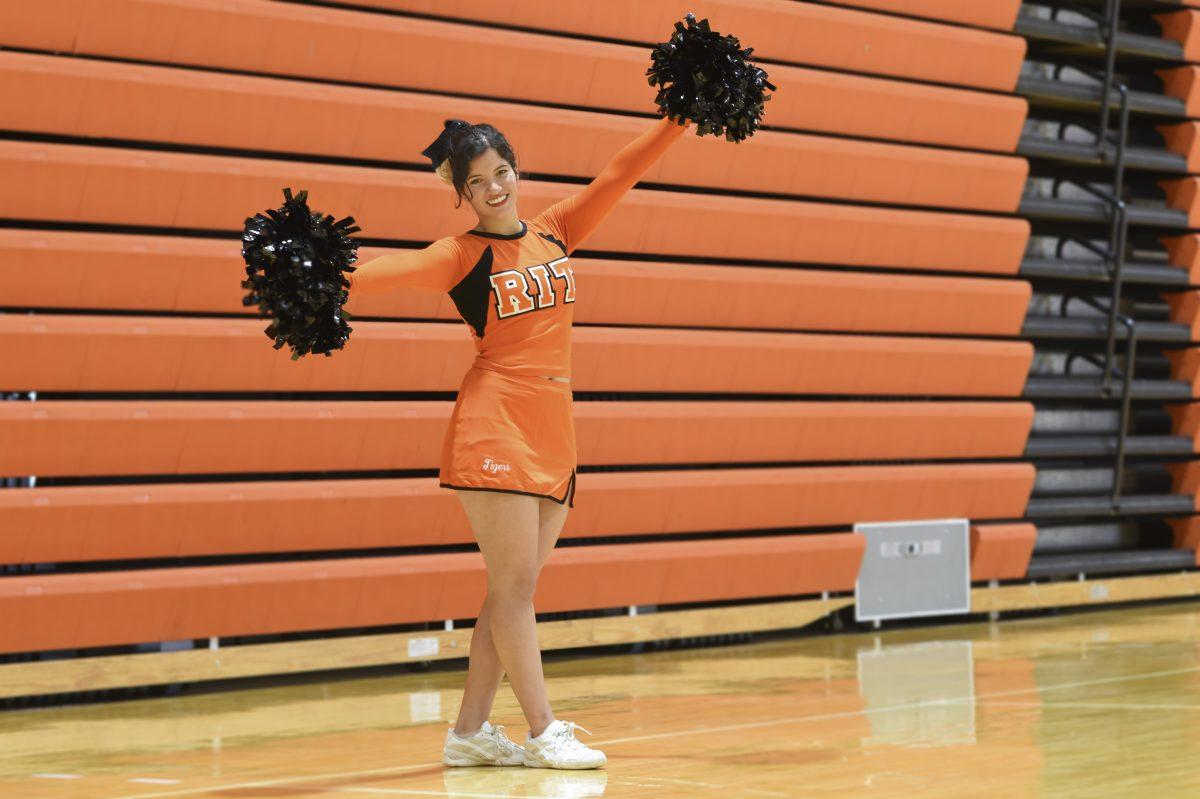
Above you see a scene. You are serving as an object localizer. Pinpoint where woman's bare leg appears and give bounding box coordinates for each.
[451,592,502,736]
[451,491,570,739]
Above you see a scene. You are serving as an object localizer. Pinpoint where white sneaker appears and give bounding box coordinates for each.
[522,720,607,769]
[443,720,526,767]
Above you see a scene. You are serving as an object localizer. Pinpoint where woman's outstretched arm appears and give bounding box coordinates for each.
[535,115,690,254]
[347,236,466,295]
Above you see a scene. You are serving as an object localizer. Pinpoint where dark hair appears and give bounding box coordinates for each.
[422,120,520,210]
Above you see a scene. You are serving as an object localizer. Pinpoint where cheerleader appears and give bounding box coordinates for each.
[349,113,690,769]
[242,13,772,769]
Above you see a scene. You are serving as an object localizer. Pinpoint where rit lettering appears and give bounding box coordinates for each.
[489,256,576,319]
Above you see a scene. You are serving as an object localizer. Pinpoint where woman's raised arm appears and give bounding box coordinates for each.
[535,115,689,255]
[347,236,467,295]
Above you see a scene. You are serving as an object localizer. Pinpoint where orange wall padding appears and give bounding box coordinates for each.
[970,523,1037,581]
[1168,462,1200,497]
[1166,403,1200,438]
[0,464,1035,563]
[1162,234,1200,283]
[0,141,1032,273]
[0,52,1030,213]
[0,534,866,654]
[0,400,1034,477]
[1155,11,1200,64]
[0,231,1033,334]
[1167,410,1200,564]
[1168,516,1200,566]
[1164,347,1200,395]
[1157,66,1200,117]
[1165,290,1200,341]
[1152,119,1200,171]
[355,0,1027,92]
[1156,66,1200,120]
[1161,176,1200,226]
[821,0,1022,31]
[1157,121,1200,173]
[0,313,1035,394]
[0,0,1028,152]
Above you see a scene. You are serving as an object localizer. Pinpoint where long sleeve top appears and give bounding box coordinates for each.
[347,114,689,378]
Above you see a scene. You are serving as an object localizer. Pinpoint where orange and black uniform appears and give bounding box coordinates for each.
[350,115,688,506]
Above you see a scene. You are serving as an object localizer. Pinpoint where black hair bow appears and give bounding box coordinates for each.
[420,119,472,168]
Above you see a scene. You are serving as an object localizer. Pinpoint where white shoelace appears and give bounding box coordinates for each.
[551,721,593,751]
[488,723,522,755]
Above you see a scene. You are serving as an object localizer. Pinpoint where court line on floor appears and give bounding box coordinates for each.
[103,664,1200,799]
[593,664,1200,745]
[102,764,440,799]
[334,788,548,798]
[978,700,1200,712]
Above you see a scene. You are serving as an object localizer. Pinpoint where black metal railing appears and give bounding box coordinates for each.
[1047,0,1136,511]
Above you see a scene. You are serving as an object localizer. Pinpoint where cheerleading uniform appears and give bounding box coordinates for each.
[349,115,688,507]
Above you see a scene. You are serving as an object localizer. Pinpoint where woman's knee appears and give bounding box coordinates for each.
[454,491,542,601]
[488,573,538,603]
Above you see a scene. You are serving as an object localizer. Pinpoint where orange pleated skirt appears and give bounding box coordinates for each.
[439,364,577,508]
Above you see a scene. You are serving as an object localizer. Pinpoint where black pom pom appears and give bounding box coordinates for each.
[241,188,360,360]
[646,12,777,142]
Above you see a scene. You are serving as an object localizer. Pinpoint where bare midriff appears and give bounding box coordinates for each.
[540,376,570,383]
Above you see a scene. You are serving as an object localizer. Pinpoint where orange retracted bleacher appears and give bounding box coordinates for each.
[820,0,1023,31]
[0,464,1035,565]
[1,401,1033,479]
[353,0,1027,91]
[0,52,1029,212]
[1163,234,1200,283]
[0,313,1035,393]
[0,0,1038,664]
[2,231,1032,330]
[0,0,1026,151]
[0,140,1031,269]
[0,534,866,655]
[971,524,1038,581]
[1156,10,1200,62]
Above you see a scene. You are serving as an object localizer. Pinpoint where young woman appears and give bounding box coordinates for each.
[348,113,690,769]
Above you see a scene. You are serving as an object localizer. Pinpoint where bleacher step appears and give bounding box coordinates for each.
[1025,548,1196,579]
[1025,493,1195,519]
[1023,376,1193,400]
[1014,14,1183,61]
[1022,316,1192,342]
[1019,195,1189,228]
[1024,434,1194,458]
[1020,257,1190,287]
[1017,134,1186,173]
[1017,74,1185,117]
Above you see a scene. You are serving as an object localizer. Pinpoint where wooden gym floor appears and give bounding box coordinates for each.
[2,600,1199,798]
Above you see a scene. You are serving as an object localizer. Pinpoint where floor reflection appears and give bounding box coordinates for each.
[857,639,975,747]
[442,766,608,798]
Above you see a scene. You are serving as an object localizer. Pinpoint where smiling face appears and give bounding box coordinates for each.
[461,147,519,226]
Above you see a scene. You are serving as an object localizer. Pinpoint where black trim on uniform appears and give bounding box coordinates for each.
[466,220,527,240]
[440,474,575,508]
[448,246,494,338]
[537,230,567,256]
[565,468,576,509]
[440,469,576,508]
